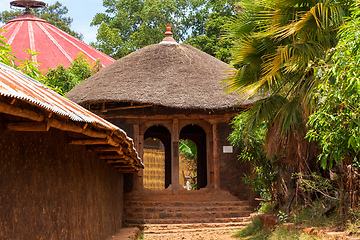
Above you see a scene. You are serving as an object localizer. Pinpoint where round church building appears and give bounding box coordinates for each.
[67,25,256,202]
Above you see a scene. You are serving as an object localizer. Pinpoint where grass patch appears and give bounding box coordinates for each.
[233,218,327,240]
[233,218,271,240]
[291,201,342,229]
[258,202,276,214]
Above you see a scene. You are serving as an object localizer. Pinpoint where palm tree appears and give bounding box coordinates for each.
[224,0,352,205]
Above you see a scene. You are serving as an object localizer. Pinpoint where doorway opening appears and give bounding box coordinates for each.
[180,125,207,190]
[179,139,198,190]
[143,125,171,190]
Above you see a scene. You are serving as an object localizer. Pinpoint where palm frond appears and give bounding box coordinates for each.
[275,97,304,136]
[243,94,286,133]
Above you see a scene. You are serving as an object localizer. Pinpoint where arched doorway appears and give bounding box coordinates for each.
[179,139,197,190]
[144,125,171,189]
[180,125,207,189]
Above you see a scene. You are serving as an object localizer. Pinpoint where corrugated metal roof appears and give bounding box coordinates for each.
[0,62,117,129]
[0,62,142,168]
[1,13,115,70]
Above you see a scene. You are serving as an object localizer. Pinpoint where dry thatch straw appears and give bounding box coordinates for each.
[67,43,258,109]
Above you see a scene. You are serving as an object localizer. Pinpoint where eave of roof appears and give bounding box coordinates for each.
[0,62,143,171]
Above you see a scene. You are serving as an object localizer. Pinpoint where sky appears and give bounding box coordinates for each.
[0,0,106,44]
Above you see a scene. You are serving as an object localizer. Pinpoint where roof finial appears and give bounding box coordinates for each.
[10,1,46,13]
[160,24,177,44]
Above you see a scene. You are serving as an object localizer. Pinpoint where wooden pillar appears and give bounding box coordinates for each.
[212,123,220,189]
[132,124,143,190]
[207,131,214,188]
[171,118,179,194]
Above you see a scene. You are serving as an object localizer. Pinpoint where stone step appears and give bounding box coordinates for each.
[124,200,250,208]
[124,209,252,220]
[124,189,241,202]
[124,205,251,214]
[141,221,251,232]
[145,226,246,235]
[124,216,251,225]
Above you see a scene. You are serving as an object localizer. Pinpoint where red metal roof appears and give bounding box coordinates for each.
[0,13,115,70]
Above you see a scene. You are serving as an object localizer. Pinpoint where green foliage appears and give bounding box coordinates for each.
[293,172,337,200]
[1,30,40,78]
[39,53,102,95]
[225,0,351,136]
[179,139,197,162]
[292,201,341,229]
[179,139,198,189]
[229,112,278,198]
[185,12,234,63]
[233,217,270,239]
[306,3,360,170]
[347,208,360,235]
[0,1,83,40]
[226,0,353,207]
[258,202,276,214]
[277,210,288,223]
[91,0,237,59]
[234,218,325,239]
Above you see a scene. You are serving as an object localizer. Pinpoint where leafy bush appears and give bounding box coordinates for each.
[229,112,278,200]
[39,53,102,95]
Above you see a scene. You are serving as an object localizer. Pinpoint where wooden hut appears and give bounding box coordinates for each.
[67,26,257,201]
[0,62,142,239]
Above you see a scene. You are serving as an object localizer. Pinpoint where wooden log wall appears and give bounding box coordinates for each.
[0,97,142,172]
[0,129,124,240]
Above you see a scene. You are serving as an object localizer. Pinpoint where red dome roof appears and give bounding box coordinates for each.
[1,13,115,70]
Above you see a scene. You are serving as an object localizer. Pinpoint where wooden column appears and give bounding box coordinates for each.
[207,131,214,188]
[212,123,220,189]
[171,118,180,194]
[132,124,143,190]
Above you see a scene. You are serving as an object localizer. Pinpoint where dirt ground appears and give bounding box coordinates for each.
[143,229,240,239]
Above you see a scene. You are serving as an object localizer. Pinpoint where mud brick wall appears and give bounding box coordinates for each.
[0,128,124,240]
[218,123,255,203]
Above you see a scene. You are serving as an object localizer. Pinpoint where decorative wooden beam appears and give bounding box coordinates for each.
[48,118,108,139]
[106,159,128,164]
[90,146,123,153]
[116,169,138,173]
[98,112,240,120]
[99,154,125,160]
[0,101,44,122]
[6,122,49,131]
[114,165,135,169]
[70,138,110,145]
[100,104,153,112]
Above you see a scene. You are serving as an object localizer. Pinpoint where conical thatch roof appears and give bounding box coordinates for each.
[67,43,252,110]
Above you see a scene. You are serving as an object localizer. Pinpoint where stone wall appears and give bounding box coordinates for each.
[0,128,124,240]
[218,122,255,203]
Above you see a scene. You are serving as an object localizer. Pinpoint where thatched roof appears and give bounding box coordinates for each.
[67,43,254,109]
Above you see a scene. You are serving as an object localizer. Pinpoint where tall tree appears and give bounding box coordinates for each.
[0,1,83,40]
[306,3,360,208]
[225,0,352,204]
[39,53,102,95]
[185,12,234,63]
[91,0,236,59]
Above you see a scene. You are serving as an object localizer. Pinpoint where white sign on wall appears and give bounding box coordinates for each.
[223,146,233,153]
